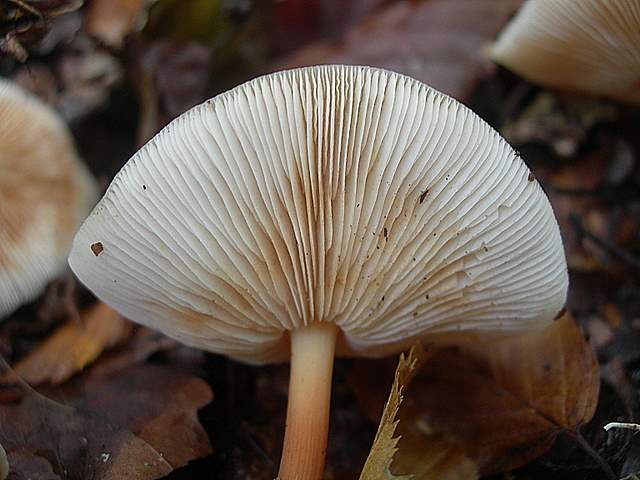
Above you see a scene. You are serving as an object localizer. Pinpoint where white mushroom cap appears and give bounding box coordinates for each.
[491,0,640,104]
[69,65,568,364]
[0,79,97,318]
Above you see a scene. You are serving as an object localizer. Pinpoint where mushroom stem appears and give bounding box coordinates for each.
[278,322,338,480]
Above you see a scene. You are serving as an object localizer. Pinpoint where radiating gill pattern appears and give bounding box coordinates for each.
[69,65,567,363]
[492,0,640,104]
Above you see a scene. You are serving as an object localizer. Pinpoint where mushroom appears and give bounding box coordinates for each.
[68,65,568,479]
[491,0,640,104]
[0,79,97,318]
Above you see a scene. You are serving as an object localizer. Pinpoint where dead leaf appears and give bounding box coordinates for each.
[277,0,523,101]
[85,0,148,49]
[356,345,479,480]
[5,450,59,480]
[0,32,28,62]
[359,344,478,480]
[0,0,83,60]
[0,362,213,480]
[10,302,131,386]
[359,343,426,480]
[353,311,599,477]
[392,432,478,480]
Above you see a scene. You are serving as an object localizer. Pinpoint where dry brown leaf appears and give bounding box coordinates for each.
[11,302,131,386]
[85,0,147,49]
[359,343,426,480]
[357,344,478,480]
[0,0,83,60]
[412,311,599,475]
[277,0,523,101]
[353,311,599,477]
[0,362,212,480]
[392,432,478,480]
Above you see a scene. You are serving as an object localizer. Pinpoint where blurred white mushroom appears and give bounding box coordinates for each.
[69,65,568,479]
[0,443,7,480]
[492,0,640,104]
[0,79,97,318]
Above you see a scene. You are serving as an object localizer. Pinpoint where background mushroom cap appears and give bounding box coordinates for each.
[0,79,97,318]
[69,65,568,364]
[491,0,640,104]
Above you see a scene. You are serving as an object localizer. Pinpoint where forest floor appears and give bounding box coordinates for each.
[1,1,639,479]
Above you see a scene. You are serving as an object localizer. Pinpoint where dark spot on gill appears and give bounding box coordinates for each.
[91,242,104,256]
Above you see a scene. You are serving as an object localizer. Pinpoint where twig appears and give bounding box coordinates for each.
[563,429,617,480]
[604,422,640,432]
[7,0,43,19]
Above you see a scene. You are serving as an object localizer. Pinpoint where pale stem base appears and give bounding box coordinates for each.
[278,322,338,480]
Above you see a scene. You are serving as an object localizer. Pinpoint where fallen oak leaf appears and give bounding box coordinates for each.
[4,449,60,480]
[0,383,172,479]
[352,311,600,477]
[0,362,213,480]
[410,310,600,476]
[75,363,212,467]
[9,302,131,386]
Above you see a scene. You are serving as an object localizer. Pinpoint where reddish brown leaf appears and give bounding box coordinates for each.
[352,311,599,477]
[0,363,213,480]
[277,0,523,101]
[11,303,131,386]
[5,450,59,480]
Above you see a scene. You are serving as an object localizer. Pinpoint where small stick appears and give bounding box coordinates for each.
[603,422,640,432]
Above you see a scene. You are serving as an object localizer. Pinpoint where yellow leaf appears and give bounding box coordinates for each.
[359,343,426,480]
[10,302,131,385]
